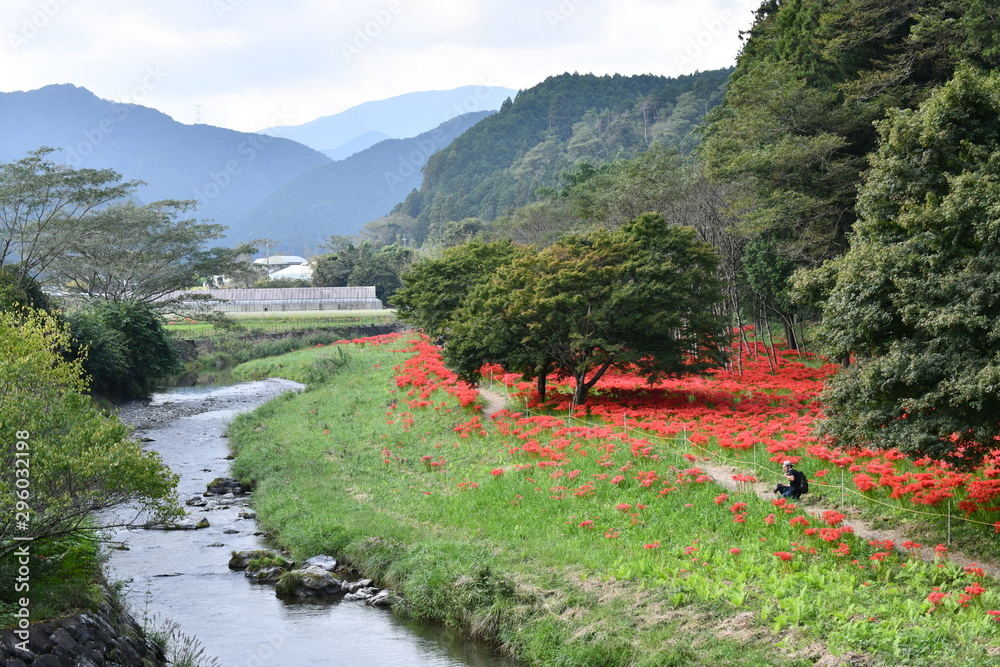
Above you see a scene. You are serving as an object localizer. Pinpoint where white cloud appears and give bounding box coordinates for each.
[0,0,755,131]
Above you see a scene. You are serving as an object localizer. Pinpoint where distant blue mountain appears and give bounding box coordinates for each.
[322,130,392,160]
[237,110,494,250]
[260,85,516,156]
[0,84,332,233]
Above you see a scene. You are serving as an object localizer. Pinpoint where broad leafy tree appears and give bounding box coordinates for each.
[817,69,1000,464]
[392,240,522,340]
[51,200,254,302]
[0,309,179,559]
[0,148,140,282]
[449,214,729,405]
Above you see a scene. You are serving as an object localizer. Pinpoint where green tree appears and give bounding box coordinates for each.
[0,148,140,283]
[0,309,179,559]
[51,200,255,302]
[816,69,1000,464]
[70,300,183,399]
[392,241,522,340]
[0,265,52,313]
[449,214,729,404]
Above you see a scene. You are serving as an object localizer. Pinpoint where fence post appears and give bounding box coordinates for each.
[948,498,952,547]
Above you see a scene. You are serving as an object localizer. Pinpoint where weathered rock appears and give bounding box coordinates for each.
[184,495,206,506]
[284,565,343,597]
[365,589,393,607]
[228,549,276,571]
[246,565,286,583]
[343,578,374,593]
[205,476,251,496]
[151,516,209,530]
[302,555,338,571]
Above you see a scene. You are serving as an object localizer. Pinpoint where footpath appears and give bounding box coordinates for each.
[476,387,1000,580]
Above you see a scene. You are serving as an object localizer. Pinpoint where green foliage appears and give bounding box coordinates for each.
[251,277,312,288]
[396,70,731,243]
[0,264,52,313]
[448,214,730,404]
[0,532,104,625]
[391,240,522,339]
[0,147,140,282]
[50,200,254,302]
[0,309,179,561]
[817,69,1000,463]
[313,240,414,301]
[71,300,182,399]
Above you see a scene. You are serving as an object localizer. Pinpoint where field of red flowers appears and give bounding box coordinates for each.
[232,331,1000,664]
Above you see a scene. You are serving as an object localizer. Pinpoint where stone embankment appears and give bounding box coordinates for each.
[0,593,166,667]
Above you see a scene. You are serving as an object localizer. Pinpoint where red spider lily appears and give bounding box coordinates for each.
[729,548,741,555]
[579,520,594,528]
[773,551,794,562]
[822,510,846,526]
[964,563,985,578]
[490,468,505,477]
[644,541,661,549]
[789,515,810,527]
[764,513,776,525]
[714,493,729,505]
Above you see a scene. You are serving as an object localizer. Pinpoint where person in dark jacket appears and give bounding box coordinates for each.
[774,461,806,499]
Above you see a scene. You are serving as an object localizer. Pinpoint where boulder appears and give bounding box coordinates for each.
[283,566,342,597]
[365,589,393,607]
[302,555,337,571]
[205,477,251,496]
[228,550,277,571]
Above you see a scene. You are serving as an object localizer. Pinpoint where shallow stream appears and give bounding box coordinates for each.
[108,380,516,667]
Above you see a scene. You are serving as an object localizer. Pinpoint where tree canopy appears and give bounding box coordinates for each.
[446,213,729,404]
[51,200,254,302]
[815,68,1000,464]
[0,309,179,559]
[0,148,140,283]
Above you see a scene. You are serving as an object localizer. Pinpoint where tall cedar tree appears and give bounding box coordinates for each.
[817,69,1000,465]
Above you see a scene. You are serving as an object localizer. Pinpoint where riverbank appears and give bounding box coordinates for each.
[226,333,1000,666]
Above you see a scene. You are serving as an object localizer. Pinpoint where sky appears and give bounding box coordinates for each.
[1,0,758,133]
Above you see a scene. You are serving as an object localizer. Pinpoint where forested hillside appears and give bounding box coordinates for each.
[393,70,731,243]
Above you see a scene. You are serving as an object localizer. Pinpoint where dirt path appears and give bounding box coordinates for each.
[476,387,1000,578]
[697,456,1000,579]
[478,387,508,419]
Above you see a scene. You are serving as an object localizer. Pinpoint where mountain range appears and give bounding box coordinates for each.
[0,84,502,252]
[259,85,516,159]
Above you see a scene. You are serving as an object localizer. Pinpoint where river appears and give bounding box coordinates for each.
[108,379,517,667]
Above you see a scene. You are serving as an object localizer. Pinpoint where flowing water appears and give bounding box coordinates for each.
[107,379,517,667]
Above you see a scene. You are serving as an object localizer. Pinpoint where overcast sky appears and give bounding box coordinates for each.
[1,0,758,132]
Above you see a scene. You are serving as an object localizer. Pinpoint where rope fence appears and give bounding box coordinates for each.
[480,375,999,546]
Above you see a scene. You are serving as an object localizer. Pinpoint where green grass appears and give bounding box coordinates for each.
[164,310,395,339]
[227,336,1000,666]
[0,532,104,627]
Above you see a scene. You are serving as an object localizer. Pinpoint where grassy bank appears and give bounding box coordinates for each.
[227,334,1000,666]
